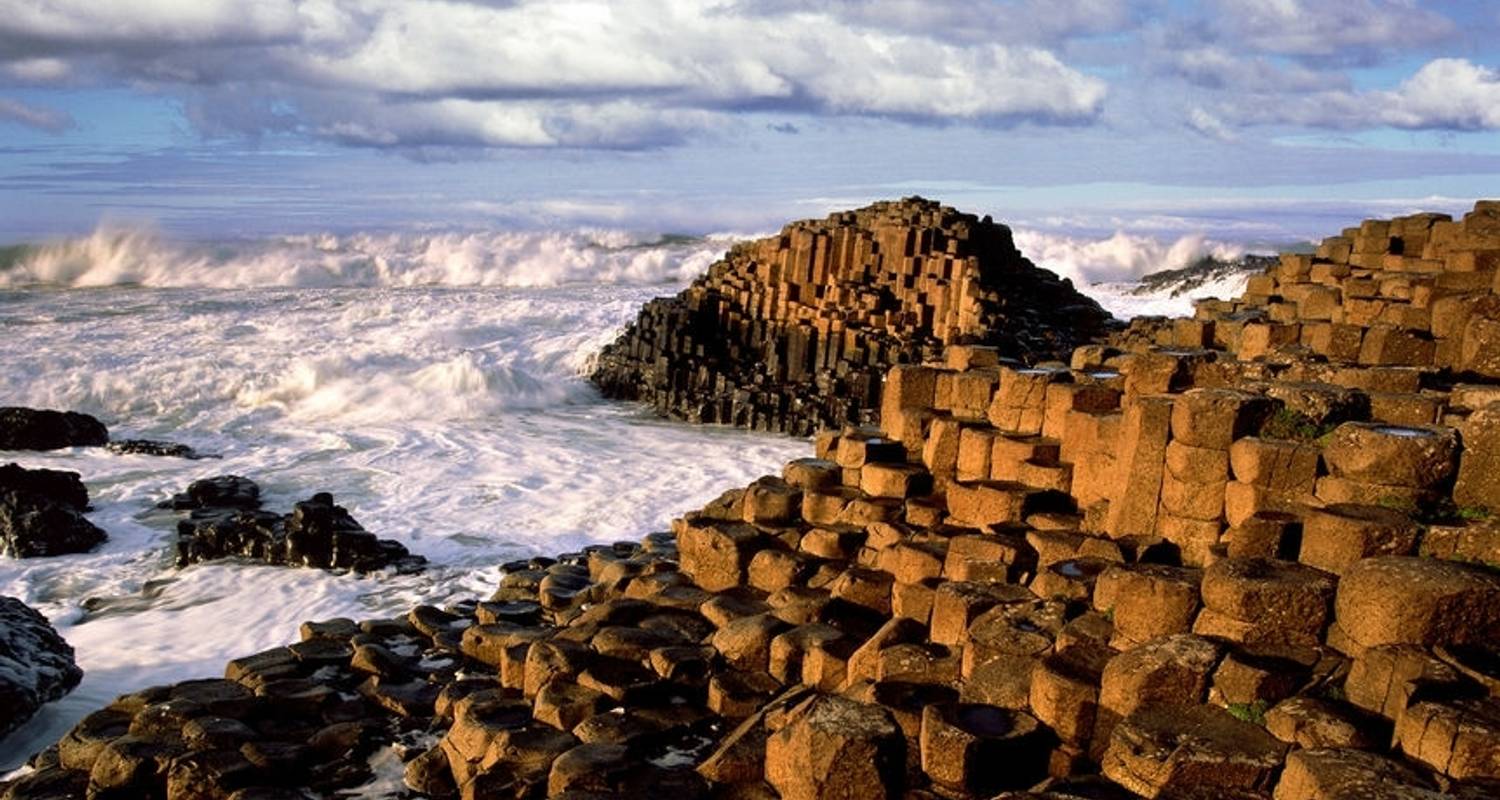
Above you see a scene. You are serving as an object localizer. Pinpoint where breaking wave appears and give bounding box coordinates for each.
[1013,228,1247,286]
[0,228,731,289]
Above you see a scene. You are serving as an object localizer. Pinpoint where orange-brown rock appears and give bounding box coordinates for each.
[593,198,1111,435]
[1273,747,1445,800]
[1334,556,1500,652]
[764,694,906,800]
[1299,504,1420,575]
[1321,423,1458,489]
[1100,704,1287,798]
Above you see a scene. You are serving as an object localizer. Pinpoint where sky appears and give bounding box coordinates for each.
[0,0,1498,244]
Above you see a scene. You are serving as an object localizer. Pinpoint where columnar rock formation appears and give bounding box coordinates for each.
[591,198,1113,435]
[7,203,1500,800]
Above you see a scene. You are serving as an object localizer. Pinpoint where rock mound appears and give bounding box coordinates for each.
[168,476,425,574]
[0,597,83,739]
[0,407,108,451]
[0,463,106,558]
[592,197,1113,435]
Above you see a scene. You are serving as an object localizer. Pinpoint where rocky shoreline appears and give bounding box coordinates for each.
[3,200,1500,799]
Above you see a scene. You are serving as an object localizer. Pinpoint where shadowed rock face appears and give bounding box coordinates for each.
[0,463,105,558]
[168,476,426,574]
[0,407,108,451]
[0,597,83,739]
[592,197,1114,436]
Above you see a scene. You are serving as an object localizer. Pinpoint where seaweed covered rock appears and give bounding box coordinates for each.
[592,197,1114,435]
[0,407,108,451]
[0,596,83,739]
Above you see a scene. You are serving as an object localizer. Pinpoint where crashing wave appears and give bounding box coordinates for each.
[0,227,732,289]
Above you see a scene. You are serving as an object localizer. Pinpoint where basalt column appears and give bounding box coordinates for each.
[591,197,1114,436]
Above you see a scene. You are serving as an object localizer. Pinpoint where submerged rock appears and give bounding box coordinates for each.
[106,439,203,459]
[0,464,105,558]
[0,596,84,739]
[0,407,108,451]
[171,479,424,574]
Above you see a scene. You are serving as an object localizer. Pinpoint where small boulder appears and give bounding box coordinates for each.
[0,407,108,451]
[0,596,84,738]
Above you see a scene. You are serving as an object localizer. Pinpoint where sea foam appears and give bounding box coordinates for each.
[0,228,729,289]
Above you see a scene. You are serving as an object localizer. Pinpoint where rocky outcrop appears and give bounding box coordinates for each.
[0,597,83,740]
[0,463,106,558]
[592,197,1113,435]
[168,476,426,574]
[8,202,1500,800]
[0,463,88,510]
[0,407,108,451]
[1128,252,1279,299]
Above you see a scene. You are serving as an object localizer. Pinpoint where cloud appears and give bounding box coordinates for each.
[1165,46,1349,94]
[0,0,1108,153]
[1185,107,1236,141]
[0,97,73,132]
[1218,58,1500,131]
[1208,0,1455,60]
[3,58,72,83]
[727,0,1137,45]
[1379,58,1500,130]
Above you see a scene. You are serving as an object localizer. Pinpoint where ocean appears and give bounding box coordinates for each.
[0,226,1249,770]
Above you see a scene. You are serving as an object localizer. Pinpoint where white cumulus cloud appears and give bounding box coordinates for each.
[1214,58,1500,132]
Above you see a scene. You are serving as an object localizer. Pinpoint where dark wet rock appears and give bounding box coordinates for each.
[174,490,425,574]
[0,463,88,510]
[1128,253,1279,300]
[0,596,84,739]
[106,439,203,459]
[0,488,107,558]
[0,407,108,451]
[160,475,262,512]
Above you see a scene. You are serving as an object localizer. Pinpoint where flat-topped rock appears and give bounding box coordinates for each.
[1100,703,1287,798]
[1334,556,1500,652]
[0,407,108,451]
